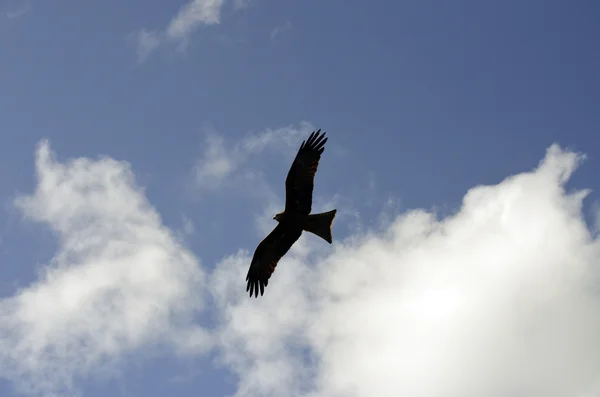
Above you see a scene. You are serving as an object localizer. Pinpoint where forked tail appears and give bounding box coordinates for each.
[304,209,337,244]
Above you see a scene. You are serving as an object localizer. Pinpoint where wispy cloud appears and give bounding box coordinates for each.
[232,0,251,10]
[193,133,236,190]
[0,141,211,396]
[5,2,31,19]
[211,144,600,397]
[191,121,358,244]
[270,20,292,42]
[192,121,316,194]
[134,29,162,63]
[133,0,238,62]
[166,0,224,39]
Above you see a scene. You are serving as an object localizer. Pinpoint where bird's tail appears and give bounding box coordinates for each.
[304,209,337,244]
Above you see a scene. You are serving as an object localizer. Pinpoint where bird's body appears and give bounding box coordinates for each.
[246,130,336,297]
[274,210,307,227]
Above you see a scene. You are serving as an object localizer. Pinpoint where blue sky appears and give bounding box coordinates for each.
[1,1,600,396]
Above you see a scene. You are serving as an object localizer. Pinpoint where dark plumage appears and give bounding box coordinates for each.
[245,130,337,298]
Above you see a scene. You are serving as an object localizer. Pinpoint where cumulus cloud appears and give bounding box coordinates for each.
[133,0,237,61]
[211,144,600,397]
[5,136,599,397]
[0,141,211,396]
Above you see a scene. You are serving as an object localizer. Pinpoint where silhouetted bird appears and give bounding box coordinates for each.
[246,130,337,298]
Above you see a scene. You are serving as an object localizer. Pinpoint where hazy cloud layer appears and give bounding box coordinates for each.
[211,144,600,397]
[0,141,210,396]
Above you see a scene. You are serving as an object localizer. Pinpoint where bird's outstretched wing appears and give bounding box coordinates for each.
[284,130,328,215]
[246,223,302,298]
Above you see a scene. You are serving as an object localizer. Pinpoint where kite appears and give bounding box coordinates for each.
[246,129,337,297]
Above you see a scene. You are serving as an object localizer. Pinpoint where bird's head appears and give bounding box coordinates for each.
[273,211,284,222]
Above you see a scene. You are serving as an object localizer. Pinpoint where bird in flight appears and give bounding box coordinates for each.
[246,129,337,298]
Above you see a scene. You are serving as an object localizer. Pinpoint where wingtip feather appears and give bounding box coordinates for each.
[302,130,328,154]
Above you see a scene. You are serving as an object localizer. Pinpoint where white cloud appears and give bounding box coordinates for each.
[0,141,211,396]
[193,133,236,189]
[210,143,600,397]
[134,29,162,63]
[166,0,224,39]
[6,136,599,397]
[192,121,316,194]
[133,0,233,61]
